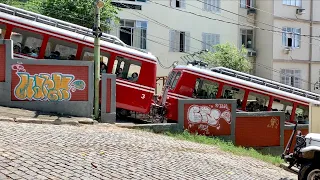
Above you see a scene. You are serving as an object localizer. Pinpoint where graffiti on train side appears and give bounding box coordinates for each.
[11,64,86,101]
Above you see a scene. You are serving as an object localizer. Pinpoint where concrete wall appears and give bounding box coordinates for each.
[0,40,94,117]
[309,103,320,133]
[101,74,116,123]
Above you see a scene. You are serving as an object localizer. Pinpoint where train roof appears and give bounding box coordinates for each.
[174,65,320,106]
[0,3,158,62]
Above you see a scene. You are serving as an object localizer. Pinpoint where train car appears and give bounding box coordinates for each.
[157,64,320,123]
[0,3,157,116]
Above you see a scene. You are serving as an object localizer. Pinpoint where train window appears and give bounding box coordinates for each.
[271,99,293,121]
[246,92,269,111]
[296,105,309,123]
[11,28,43,57]
[165,71,177,87]
[81,47,110,66]
[45,38,77,60]
[170,72,181,89]
[0,24,6,39]
[222,85,245,103]
[194,78,219,99]
[113,56,141,82]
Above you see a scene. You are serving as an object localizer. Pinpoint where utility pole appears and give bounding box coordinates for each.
[93,0,104,120]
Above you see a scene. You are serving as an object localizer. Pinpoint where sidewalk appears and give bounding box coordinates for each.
[0,106,96,126]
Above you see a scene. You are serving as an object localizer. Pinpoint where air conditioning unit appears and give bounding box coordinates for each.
[248,50,257,57]
[296,8,305,15]
[283,47,292,54]
[247,8,256,15]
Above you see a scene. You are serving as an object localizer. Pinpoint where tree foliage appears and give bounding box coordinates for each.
[1,0,119,31]
[201,43,252,73]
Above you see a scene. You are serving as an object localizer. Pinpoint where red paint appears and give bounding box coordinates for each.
[241,90,249,110]
[4,24,12,39]
[0,44,5,82]
[11,64,88,101]
[0,18,157,114]
[183,103,232,136]
[106,79,111,113]
[75,44,84,60]
[38,36,49,59]
[290,103,297,123]
[216,82,224,98]
[235,116,281,147]
[267,96,274,111]
[284,128,308,153]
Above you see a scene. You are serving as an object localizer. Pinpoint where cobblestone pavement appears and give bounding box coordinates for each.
[0,122,297,180]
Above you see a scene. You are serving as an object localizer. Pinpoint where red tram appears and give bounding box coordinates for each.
[158,64,320,123]
[0,3,157,115]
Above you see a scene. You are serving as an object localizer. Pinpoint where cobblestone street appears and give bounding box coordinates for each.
[0,122,297,180]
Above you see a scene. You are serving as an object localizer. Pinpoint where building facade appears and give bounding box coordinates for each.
[254,0,320,93]
[110,0,243,93]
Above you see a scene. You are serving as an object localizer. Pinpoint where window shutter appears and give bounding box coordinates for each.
[184,32,190,53]
[169,30,175,52]
[216,34,220,45]
[170,0,176,8]
[204,0,207,10]
[216,0,221,13]
[240,0,246,8]
[202,33,206,50]
[296,0,302,7]
[180,0,186,9]
[296,28,301,48]
[282,27,287,46]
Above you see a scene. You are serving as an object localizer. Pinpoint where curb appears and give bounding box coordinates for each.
[0,116,96,126]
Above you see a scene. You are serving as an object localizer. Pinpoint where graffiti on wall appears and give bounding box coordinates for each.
[267,117,279,129]
[187,104,231,134]
[12,64,86,101]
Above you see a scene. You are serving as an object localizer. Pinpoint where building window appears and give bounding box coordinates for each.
[119,19,147,49]
[203,0,221,13]
[240,0,253,8]
[241,29,253,49]
[169,30,190,52]
[282,0,301,7]
[282,27,301,48]
[202,33,220,52]
[170,0,186,8]
[280,69,301,88]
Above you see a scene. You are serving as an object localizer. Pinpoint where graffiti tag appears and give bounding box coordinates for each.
[267,117,279,129]
[12,64,86,101]
[187,104,231,130]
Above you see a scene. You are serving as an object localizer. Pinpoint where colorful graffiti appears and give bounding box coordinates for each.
[11,64,86,101]
[187,104,231,132]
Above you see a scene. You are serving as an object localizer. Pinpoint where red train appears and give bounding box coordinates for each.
[1,3,319,124]
[0,3,157,117]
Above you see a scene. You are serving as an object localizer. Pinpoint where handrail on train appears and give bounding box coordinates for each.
[211,66,320,101]
[0,3,150,54]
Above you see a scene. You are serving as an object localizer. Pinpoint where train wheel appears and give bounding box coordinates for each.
[307,168,320,180]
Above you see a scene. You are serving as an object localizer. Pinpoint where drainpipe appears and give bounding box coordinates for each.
[308,0,313,91]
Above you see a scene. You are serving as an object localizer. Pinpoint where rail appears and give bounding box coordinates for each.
[211,67,320,101]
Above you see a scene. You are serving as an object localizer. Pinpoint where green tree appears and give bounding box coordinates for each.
[201,43,252,73]
[1,0,119,31]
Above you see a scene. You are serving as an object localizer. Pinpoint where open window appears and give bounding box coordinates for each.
[0,24,6,39]
[170,71,181,89]
[45,37,77,60]
[112,56,142,82]
[270,99,293,121]
[194,78,219,99]
[246,92,270,112]
[11,28,43,57]
[222,85,245,107]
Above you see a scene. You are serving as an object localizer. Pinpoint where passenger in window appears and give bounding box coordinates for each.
[100,62,107,74]
[13,45,21,53]
[21,46,31,55]
[68,55,76,60]
[29,49,38,57]
[236,99,242,108]
[129,72,139,82]
[116,68,123,78]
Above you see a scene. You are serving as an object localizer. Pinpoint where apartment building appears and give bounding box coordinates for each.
[253,0,320,93]
[109,0,244,93]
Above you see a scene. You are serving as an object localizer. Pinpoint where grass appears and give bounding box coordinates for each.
[144,129,284,166]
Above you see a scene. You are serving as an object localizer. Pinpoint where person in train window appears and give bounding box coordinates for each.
[13,45,21,53]
[68,55,75,60]
[129,72,138,82]
[21,46,31,54]
[115,68,123,78]
[100,62,107,74]
[236,99,242,108]
[29,49,38,57]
